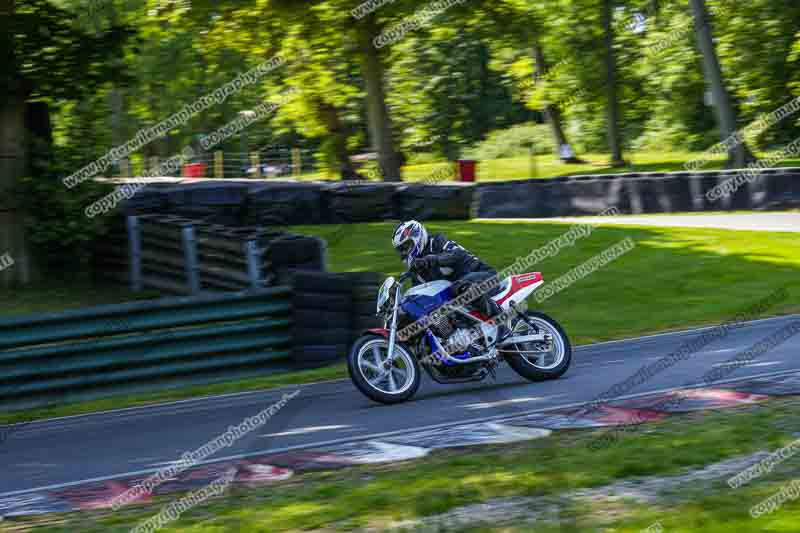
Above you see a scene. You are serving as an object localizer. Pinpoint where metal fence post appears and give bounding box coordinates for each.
[182,224,200,294]
[244,240,262,289]
[126,215,143,292]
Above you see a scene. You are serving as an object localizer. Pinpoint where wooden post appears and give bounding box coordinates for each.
[250,152,261,179]
[119,158,130,178]
[149,156,160,176]
[214,151,224,179]
[292,148,301,177]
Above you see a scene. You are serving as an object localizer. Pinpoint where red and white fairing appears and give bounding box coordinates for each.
[491,272,544,310]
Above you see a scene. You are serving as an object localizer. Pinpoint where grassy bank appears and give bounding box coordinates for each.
[16,398,800,531]
[302,220,800,343]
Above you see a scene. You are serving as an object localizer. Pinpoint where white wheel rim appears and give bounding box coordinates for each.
[512,316,565,370]
[357,339,415,395]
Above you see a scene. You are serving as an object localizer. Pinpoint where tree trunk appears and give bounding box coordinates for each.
[603,0,625,166]
[476,42,491,139]
[532,43,580,162]
[317,102,360,180]
[689,0,756,168]
[0,0,36,286]
[357,14,402,182]
[25,101,53,176]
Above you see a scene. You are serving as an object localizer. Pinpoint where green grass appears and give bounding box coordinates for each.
[18,399,800,531]
[3,220,798,425]
[0,279,160,317]
[302,150,800,183]
[300,220,800,344]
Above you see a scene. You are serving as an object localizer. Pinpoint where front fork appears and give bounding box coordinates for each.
[385,285,402,363]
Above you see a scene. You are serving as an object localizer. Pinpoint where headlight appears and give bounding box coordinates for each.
[376,276,396,315]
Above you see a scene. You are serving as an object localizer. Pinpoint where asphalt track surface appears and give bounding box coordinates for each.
[503,212,800,232]
[2,313,799,497]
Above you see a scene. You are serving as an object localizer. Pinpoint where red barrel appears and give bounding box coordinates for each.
[182,163,207,178]
[457,160,476,182]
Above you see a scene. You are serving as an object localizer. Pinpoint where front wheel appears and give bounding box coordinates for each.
[347,335,421,404]
[503,311,572,381]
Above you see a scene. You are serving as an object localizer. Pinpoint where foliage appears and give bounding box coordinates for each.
[14,0,800,181]
[13,164,114,273]
[464,122,555,159]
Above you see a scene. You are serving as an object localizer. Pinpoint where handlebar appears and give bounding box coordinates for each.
[398,271,414,284]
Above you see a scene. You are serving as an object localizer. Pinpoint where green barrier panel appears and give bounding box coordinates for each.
[0,288,293,412]
[0,287,291,351]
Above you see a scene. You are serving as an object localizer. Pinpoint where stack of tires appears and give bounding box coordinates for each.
[289,271,383,366]
[290,271,354,366]
[349,272,383,346]
[263,234,326,286]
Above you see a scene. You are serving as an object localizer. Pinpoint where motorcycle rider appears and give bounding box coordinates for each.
[392,220,507,337]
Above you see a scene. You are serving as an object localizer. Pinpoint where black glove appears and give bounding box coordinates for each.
[411,256,437,271]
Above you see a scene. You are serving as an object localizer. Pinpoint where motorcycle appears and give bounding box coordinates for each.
[347,269,572,404]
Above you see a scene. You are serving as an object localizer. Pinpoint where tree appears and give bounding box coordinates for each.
[689,0,756,168]
[357,13,403,181]
[532,40,582,162]
[0,0,31,287]
[602,0,625,166]
[478,0,583,162]
[0,0,131,286]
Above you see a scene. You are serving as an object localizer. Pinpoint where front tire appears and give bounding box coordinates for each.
[347,335,421,404]
[503,311,572,381]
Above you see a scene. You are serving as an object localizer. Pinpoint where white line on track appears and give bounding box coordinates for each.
[4,314,796,435]
[2,366,798,499]
[261,425,352,438]
[712,361,783,369]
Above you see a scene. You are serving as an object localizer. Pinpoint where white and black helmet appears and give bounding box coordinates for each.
[392,220,428,267]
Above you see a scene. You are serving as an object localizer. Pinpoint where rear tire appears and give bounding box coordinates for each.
[347,335,421,404]
[504,311,572,381]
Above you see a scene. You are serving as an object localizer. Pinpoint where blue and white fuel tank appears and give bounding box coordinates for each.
[401,280,455,320]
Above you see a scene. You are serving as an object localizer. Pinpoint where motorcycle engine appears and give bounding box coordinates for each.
[430,311,455,339]
[445,328,475,353]
[431,313,483,356]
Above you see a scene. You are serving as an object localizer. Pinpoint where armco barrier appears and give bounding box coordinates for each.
[474,180,540,218]
[115,169,799,224]
[163,181,253,226]
[322,182,397,223]
[476,169,800,218]
[764,169,800,209]
[245,182,326,226]
[0,289,293,412]
[394,183,476,220]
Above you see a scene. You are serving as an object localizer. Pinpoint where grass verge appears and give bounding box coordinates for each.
[0,279,159,317]
[15,398,800,531]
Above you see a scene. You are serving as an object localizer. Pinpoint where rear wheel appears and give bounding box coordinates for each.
[503,311,571,381]
[347,335,421,404]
